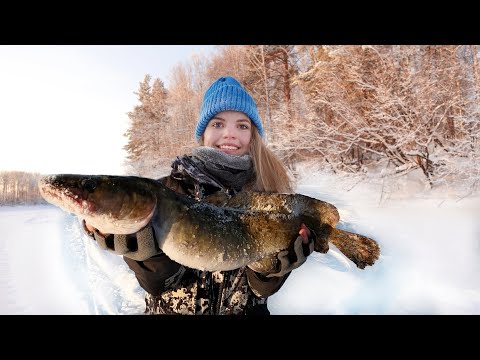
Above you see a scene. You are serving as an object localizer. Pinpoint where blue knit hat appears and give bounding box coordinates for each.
[195,76,263,141]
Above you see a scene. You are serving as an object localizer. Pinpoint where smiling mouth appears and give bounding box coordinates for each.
[218,145,239,151]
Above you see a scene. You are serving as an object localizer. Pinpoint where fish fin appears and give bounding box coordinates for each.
[88,198,157,235]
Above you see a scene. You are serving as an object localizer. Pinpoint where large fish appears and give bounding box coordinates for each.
[38,174,380,272]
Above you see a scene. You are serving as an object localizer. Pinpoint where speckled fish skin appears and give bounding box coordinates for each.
[205,191,381,269]
[38,174,380,271]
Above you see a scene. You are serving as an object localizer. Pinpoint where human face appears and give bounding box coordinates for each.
[203,111,252,156]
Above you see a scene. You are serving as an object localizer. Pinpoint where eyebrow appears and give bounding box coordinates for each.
[212,116,251,123]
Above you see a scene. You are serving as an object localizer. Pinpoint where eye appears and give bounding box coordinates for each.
[211,121,223,128]
[81,179,97,193]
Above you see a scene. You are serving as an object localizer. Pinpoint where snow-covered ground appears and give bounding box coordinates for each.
[0,204,144,314]
[1,170,479,314]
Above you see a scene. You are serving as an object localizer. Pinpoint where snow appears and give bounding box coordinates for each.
[0,205,144,315]
[1,169,479,315]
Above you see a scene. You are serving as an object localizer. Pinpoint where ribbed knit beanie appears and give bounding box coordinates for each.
[195,76,263,141]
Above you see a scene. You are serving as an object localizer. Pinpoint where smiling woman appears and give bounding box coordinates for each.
[195,79,259,156]
[203,111,253,155]
[78,75,318,315]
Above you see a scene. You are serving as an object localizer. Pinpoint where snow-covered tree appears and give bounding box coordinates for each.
[123,75,170,177]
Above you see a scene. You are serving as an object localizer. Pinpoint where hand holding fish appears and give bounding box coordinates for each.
[263,224,315,277]
[83,221,108,238]
[84,215,314,276]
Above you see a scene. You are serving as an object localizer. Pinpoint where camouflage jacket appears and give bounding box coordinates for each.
[119,156,291,315]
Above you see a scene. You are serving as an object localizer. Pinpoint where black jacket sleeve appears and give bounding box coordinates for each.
[245,267,291,298]
[123,252,182,296]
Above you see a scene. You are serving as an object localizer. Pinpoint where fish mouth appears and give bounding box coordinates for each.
[39,177,96,215]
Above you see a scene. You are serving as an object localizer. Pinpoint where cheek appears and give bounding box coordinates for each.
[203,129,217,147]
[240,132,252,147]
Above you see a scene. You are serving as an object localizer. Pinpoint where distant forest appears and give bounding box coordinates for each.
[0,171,46,205]
[4,45,479,205]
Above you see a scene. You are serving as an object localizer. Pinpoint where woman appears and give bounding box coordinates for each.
[83,76,314,315]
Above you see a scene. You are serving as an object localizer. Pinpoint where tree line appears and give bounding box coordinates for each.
[0,171,46,205]
[124,45,480,193]
[4,45,478,206]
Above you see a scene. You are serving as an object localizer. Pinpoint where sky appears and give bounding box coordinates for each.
[1,167,479,315]
[0,45,217,176]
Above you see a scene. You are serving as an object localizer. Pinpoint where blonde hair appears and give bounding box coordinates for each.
[247,128,294,193]
[198,126,294,194]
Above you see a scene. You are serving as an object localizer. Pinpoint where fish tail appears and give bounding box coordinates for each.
[329,228,380,269]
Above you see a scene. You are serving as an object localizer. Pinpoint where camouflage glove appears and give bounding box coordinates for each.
[266,234,315,278]
[81,219,161,261]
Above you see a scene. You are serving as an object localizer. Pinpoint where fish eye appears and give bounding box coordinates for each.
[81,179,97,193]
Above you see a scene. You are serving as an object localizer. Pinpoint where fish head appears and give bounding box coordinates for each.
[38,174,157,234]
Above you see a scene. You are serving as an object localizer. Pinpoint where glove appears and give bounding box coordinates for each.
[81,219,160,261]
[266,231,315,278]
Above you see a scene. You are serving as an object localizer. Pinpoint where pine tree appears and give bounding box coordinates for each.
[123,75,169,177]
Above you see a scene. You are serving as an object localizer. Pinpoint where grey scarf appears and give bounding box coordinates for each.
[191,146,254,191]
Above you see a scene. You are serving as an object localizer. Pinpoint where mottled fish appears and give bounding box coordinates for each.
[38,174,380,272]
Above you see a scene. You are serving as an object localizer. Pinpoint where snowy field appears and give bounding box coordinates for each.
[1,171,479,315]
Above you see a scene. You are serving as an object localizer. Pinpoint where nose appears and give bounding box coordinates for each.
[222,124,237,138]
